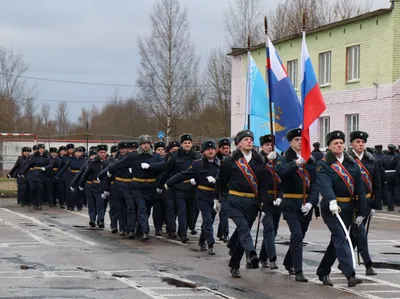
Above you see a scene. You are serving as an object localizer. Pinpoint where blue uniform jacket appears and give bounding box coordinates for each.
[20,152,53,182]
[316,150,370,219]
[9,156,29,183]
[108,148,165,196]
[167,156,220,210]
[57,157,87,181]
[347,149,382,210]
[260,151,282,213]
[157,147,201,191]
[275,147,318,221]
[79,156,109,189]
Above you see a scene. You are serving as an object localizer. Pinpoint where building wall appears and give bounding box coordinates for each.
[230,55,246,136]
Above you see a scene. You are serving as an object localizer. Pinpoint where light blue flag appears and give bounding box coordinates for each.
[247,55,273,147]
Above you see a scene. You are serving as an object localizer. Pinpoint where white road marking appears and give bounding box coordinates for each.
[1,208,97,246]
[114,277,167,299]
[0,217,55,246]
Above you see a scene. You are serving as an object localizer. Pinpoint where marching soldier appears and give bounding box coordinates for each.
[55,146,67,209]
[258,134,281,269]
[20,144,53,210]
[46,147,59,207]
[59,144,75,209]
[107,135,165,241]
[216,138,231,242]
[153,141,167,236]
[158,134,200,243]
[311,142,325,161]
[217,130,267,278]
[79,144,109,228]
[275,128,318,282]
[57,147,87,211]
[348,131,380,276]
[8,146,31,206]
[166,140,220,255]
[316,131,369,287]
[382,144,400,211]
[374,145,386,206]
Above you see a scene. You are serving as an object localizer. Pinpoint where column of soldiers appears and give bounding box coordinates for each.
[5,128,396,288]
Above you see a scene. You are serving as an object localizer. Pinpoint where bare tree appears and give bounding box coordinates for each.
[137,0,199,142]
[269,0,373,40]
[22,97,36,132]
[55,101,69,135]
[0,47,30,132]
[39,103,51,134]
[224,0,265,47]
[202,48,232,137]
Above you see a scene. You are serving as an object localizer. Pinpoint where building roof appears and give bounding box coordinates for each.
[228,6,394,56]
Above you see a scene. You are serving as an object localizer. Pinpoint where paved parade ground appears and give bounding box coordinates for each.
[0,197,400,299]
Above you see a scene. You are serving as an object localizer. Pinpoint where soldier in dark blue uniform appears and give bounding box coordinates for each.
[158,141,181,238]
[57,147,87,211]
[316,131,369,287]
[107,135,165,241]
[55,146,67,209]
[158,135,200,243]
[153,141,167,236]
[217,130,267,278]
[374,145,386,206]
[59,144,75,209]
[258,134,281,269]
[45,147,59,207]
[382,144,400,211]
[216,138,231,243]
[166,140,220,255]
[20,144,52,210]
[79,145,109,228]
[311,142,325,161]
[275,128,318,282]
[348,131,381,276]
[8,146,31,206]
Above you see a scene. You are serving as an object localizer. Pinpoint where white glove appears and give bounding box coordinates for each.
[104,191,110,196]
[296,157,307,166]
[329,200,340,215]
[267,151,278,160]
[70,187,75,192]
[164,184,169,191]
[370,209,376,217]
[355,216,365,226]
[7,174,11,179]
[97,177,101,182]
[190,178,196,185]
[213,199,221,213]
[20,174,24,178]
[141,163,150,169]
[129,168,132,173]
[107,171,112,178]
[101,193,107,199]
[79,186,84,191]
[41,167,46,172]
[206,176,216,184]
[301,203,313,215]
[156,188,163,194]
[273,197,282,206]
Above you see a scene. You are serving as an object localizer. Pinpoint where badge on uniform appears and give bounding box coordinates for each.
[316,165,322,172]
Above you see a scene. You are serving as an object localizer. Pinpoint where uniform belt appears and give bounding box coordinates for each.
[283,193,306,199]
[268,190,276,195]
[198,185,214,191]
[132,177,156,183]
[336,197,352,203]
[71,170,79,173]
[32,167,43,170]
[355,193,372,200]
[92,180,100,184]
[53,168,58,171]
[228,190,256,198]
[86,181,93,184]
[115,177,133,183]
[183,180,190,183]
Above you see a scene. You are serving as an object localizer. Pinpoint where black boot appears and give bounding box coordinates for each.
[269,261,278,269]
[198,242,207,252]
[141,233,149,241]
[155,227,162,236]
[261,261,270,268]
[207,244,215,255]
[98,222,105,229]
[168,232,177,239]
[285,266,296,275]
[128,231,136,239]
[295,272,308,282]
[111,228,118,234]
[89,221,95,228]
[230,268,241,278]
[348,276,363,287]
[249,252,259,269]
[319,275,333,286]
[366,266,377,276]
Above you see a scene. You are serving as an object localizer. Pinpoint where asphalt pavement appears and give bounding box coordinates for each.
[0,197,400,299]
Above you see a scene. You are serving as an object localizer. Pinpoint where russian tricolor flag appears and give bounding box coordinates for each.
[300,32,326,161]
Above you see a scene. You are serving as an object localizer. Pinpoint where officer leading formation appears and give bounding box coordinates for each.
[6,129,394,287]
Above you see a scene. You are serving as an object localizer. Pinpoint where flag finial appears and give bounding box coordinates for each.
[302,10,307,32]
[247,35,251,51]
[264,16,268,35]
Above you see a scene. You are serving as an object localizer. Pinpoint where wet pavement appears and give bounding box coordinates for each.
[0,197,400,299]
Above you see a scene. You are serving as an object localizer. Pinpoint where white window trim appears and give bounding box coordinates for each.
[347,45,360,81]
[287,59,298,89]
[319,51,331,85]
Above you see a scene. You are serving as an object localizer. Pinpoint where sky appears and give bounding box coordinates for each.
[0,0,391,122]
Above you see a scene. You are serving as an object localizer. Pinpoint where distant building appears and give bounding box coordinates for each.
[229,0,400,148]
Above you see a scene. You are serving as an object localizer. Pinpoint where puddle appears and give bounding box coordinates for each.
[77,267,96,272]
[373,261,400,270]
[162,277,197,288]
[111,273,131,278]
[275,241,307,247]
[382,252,400,255]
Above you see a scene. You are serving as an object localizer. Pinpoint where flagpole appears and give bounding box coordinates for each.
[264,16,278,202]
[302,11,307,206]
[246,36,251,130]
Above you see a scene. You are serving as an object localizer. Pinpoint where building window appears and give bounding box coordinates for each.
[287,59,298,88]
[347,114,359,145]
[320,117,330,146]
[347,45,360,81]
[319,51,331,85]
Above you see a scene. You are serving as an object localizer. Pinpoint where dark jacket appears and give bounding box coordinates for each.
[9,155,29,183]
[260,150,282,213]
[316,150,369,219]
[79,156,109,188]
[20,152,52,182]
[347,149,382,210]
[311,149,325,161]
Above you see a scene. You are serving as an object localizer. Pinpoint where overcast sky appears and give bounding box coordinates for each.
[0,0,391,121]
